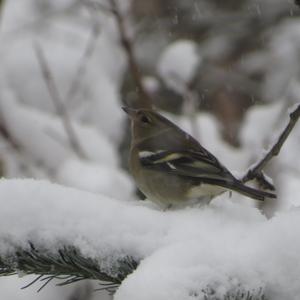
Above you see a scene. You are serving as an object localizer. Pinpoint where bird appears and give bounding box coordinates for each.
[123,106,276,208]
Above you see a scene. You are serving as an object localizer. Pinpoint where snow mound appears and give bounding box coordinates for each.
[56,158,135,201]
[0,179,300,299]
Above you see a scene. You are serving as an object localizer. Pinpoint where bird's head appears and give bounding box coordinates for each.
[122,107,175,143]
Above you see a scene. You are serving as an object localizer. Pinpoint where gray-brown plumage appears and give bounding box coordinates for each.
[123,107,276,208]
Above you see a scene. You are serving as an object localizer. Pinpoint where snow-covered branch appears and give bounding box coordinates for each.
[1,242,136,293]
[1,179,300,299]
[242,103,300,188]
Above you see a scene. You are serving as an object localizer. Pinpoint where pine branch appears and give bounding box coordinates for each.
[202,285,266,300]
[0,257,15,276]
[242,103,300,188]
[0,241,267,299]
[0,242,138,293]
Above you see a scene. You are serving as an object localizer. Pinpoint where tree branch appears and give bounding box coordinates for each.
[34,43,87,159]
[0,242,138,294]
[108,0,153,109]
[66,9,101,107]
[242,103,300,186]
[0,241,265,299]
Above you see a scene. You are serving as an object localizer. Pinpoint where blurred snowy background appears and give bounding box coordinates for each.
[0,0,300,299]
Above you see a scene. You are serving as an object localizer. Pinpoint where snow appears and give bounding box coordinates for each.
[56,158,135,201]
[157,40,201,94]
[0,1,299,299]
[142,76,160,93]
[239,100,300,215]
[1,179,300,299]
[0,0,127,144]
[240,101,285,153]
[0,95,118,169]
[263,20,300,102]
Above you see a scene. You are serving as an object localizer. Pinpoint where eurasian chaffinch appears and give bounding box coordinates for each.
[123,107,276,208]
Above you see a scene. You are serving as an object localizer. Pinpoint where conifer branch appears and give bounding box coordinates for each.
[0,242,138,293]
[0,241,266,299]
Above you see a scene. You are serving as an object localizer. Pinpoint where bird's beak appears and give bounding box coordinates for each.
[122,106,138,118]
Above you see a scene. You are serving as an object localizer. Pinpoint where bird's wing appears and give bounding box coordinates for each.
[139,149,234,181]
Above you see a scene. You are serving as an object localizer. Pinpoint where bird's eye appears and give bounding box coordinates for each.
[140,114,151,124]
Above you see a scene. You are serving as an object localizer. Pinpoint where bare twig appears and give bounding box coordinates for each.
[0,126,48,178]
[242,103,300,186]
[108,0,152,109]
[66,9,101,107]
[0,120,20,151]
[34,43,86,159]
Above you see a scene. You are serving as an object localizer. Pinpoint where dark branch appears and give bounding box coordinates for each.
[34,43,87,159]
[242,104,300,186]
[0,121,20,151]
[108,0,153,109]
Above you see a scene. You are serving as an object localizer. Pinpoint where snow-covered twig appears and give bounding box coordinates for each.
[242,103,300,187]
[34,43,87,159]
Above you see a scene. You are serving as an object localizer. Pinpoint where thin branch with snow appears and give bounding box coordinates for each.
[242,103,300,187]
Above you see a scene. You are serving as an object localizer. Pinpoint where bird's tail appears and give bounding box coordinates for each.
[229,180,276,201]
